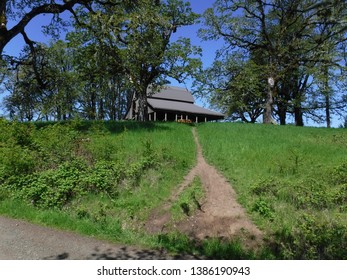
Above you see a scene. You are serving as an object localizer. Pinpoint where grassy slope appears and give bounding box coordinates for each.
[1,120,346,259]
[197,123,347,259]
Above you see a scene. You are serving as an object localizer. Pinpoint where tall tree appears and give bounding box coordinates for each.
[4,40,79,121]
[70,0,201,121]
[200,0,347,125]
[193,52,266,123]
[3,46,45,121]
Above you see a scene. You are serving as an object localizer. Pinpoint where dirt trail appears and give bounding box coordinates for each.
[146,128,263,248]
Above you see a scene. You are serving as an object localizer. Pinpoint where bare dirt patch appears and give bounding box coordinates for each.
[146,127,263,249]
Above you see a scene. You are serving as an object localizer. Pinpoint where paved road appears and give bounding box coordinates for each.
[0,216,197,260]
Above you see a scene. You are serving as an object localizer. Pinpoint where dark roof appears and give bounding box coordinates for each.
[147,86,224,118]
[148,99,225,117]
[148,86,194,103]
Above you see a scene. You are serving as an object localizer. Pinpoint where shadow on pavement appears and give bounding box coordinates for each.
[43,246,201,260]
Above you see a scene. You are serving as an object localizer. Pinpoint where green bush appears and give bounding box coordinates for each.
[85,160,124,196]
[32,123,81,169]
[276,213,347,259]
[252,198,274,219]
[1,124,166,209]
[0,121,36,180]
[8,160,88,209]
[0,119,35,147]
[332,162,347,185]
[0,146,35,180]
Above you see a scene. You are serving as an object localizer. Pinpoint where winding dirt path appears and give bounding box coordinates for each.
[146,128,263,248]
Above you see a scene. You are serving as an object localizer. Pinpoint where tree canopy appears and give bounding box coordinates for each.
[197,0,347,126]
[1,0,202,121]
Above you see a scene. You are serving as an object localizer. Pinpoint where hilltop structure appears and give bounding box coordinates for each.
[126,86,225,122]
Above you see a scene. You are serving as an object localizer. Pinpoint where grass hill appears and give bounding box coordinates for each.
[198,123,347,259]
[0,119,346,259]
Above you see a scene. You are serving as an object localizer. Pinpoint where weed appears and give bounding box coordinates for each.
[252,198,274,220]
[170,177,204,221]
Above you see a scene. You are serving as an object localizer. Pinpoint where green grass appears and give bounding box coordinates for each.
[170,176,205,221]
[197,123,347,259]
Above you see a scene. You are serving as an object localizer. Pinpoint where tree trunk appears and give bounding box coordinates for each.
[98,98,104,120]
[278,102,287,125]
[263,86,274,124]
[0,2,7,56]
[294,105,304,126]
[293,85,304,126]
[56,105,61,121]
[325,95,331,128]
[324,67,331,128]
[137,90,148,121]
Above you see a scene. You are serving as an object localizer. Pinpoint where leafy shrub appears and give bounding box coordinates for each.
[0,146,35,180]
[142,138,157,168]
[0,119,35,147]
[32,123,81,169]
[251,179,279,196]
[84,160,124,196]
[282,177,347,211]
[2,125,166,209]
[276,213,347,259]
[251,175,346,212]
[0,120,36,180]
[8,160,88,209]
[252,198,274,219]
[332,162,347,185]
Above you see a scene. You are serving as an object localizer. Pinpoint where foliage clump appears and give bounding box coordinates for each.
[0,120,176,210]
[276,213,347,260]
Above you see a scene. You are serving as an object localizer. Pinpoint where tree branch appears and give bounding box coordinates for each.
[21,30,48,90]
[0,0,92,55]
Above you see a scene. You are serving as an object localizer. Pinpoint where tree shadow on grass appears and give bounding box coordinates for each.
[34,120,173,135]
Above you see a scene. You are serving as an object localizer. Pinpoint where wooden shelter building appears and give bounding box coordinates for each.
[126,86,225,122]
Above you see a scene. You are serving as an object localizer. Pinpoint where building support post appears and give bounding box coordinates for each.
[175,114,177,121]
[164,113,167,122]
[205,117,207,123]
[149,113,152,121]
[196,116,198,123]
[154,112,157,121]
